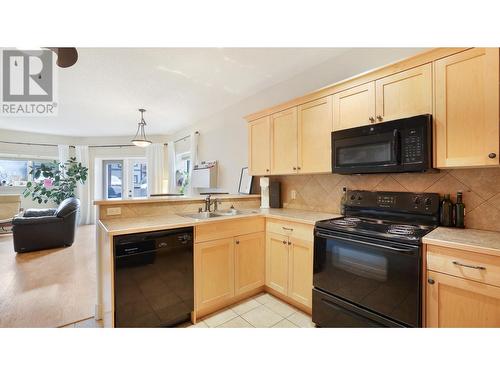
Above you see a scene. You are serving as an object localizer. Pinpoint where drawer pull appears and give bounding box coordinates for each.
[282,227,294,231]
[452,261,486,270]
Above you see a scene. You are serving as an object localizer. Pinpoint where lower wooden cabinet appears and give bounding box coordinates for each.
[425,244,500,327]
[288,238,313,307]
[195,238,235,314]
[426,270,500,328]
[266,229,313,308]
[234,232,265,296]
[266,233,289,295]
[195,228,265,317]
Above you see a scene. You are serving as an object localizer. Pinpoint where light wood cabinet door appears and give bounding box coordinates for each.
[265,232,289,295]
[333,82,376,131]
[271,107,298,174]
[426,270,500,328]
[195,238,235,313]
[375,64,432,122]
[297,96,333,174]
[434,48,500,168]
[288,237,313,307]
[248,116,271,175]
[234,232,265,296]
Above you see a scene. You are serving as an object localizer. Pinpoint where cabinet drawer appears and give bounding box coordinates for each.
[266,219,313,242]
[195,217,265,243]
[427,245,500,287]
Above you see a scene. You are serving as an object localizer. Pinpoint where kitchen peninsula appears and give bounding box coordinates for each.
[94,194,337,327]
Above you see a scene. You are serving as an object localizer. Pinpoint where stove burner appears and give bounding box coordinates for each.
[344,217,361,222]
[331,219,358,227]
[387,224,419,236]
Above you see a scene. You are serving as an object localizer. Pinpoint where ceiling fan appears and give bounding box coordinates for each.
[46,47,78,68]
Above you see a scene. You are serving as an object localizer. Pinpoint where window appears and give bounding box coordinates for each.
[102,159,148,199]
[0,158,51,187]
[175,152,191,190]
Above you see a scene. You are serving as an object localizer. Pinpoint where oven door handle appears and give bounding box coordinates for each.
[315,231,417,253]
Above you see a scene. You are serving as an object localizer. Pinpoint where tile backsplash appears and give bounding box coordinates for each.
[269,168,500,232]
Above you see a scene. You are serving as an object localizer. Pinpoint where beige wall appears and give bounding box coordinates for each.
[272,168,500,232]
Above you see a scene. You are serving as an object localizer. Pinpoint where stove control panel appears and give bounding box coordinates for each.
[346,190,440,215]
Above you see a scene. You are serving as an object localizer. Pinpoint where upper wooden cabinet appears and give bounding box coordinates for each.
[375,64,432,122]
[434,48,500,168]
[248,116,271,175]
[333,82,376,131]
[333,64,432,131]
[298,96,333,174]
[271,108,298,175]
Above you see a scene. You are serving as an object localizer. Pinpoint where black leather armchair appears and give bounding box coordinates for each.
[12,197,80,253]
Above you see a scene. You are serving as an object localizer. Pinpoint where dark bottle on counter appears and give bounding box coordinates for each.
[340,187,347,215]
[440,194,454,227]
[455,191,465,228]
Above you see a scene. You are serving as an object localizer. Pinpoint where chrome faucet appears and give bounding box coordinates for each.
[204,195,221,212]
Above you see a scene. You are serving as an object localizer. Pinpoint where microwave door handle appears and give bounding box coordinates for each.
[315,232,416,253]
[393,129,401,164]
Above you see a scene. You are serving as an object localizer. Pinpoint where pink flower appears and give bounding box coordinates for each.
[43,179,53,188]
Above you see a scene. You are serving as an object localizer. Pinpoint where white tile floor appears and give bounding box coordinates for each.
[187,293,315,328]
[62,293,314,328]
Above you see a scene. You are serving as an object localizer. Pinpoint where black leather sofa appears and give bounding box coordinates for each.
[12,197,80,253]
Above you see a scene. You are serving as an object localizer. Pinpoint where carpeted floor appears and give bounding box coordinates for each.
[0,225,96,327]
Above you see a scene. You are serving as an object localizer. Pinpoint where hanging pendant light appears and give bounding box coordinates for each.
[131,109,152,147]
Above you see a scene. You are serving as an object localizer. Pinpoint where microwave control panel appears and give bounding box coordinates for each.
[402,128,423,164]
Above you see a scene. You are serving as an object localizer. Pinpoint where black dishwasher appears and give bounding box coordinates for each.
[113,227,193,327]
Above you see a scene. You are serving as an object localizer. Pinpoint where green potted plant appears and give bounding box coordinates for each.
[23,157,88,205]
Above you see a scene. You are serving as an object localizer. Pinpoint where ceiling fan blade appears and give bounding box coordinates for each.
[46,47,78,68]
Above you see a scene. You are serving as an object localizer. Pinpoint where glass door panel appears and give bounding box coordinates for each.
[131,160,147,198]
[103,160,123,199]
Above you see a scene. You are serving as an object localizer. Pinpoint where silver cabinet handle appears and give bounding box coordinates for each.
[282,227,293,231]
[452,261,486,270]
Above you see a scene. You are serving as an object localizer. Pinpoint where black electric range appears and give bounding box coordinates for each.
[312,190,440,328]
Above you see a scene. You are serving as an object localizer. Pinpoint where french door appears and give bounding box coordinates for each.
[103,158,147,199]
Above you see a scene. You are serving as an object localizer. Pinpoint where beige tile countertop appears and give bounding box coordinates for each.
[94,194,261,206]
[99,208,340,236]
[423,227,500,257]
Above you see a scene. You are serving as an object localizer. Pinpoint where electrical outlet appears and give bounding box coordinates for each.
[106,207,122,216]
[291,190,297,200]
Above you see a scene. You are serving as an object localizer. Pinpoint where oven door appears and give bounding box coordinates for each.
[332,128,401,174]
[313,228,421,327]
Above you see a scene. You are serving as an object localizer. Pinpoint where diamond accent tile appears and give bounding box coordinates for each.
[274,168,500,232]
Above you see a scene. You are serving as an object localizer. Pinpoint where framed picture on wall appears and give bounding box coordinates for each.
[238,167,253,195]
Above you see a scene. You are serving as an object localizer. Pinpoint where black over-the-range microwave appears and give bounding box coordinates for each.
[331,114,433,174]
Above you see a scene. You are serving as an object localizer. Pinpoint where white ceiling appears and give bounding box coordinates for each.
[0,48,349,137]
